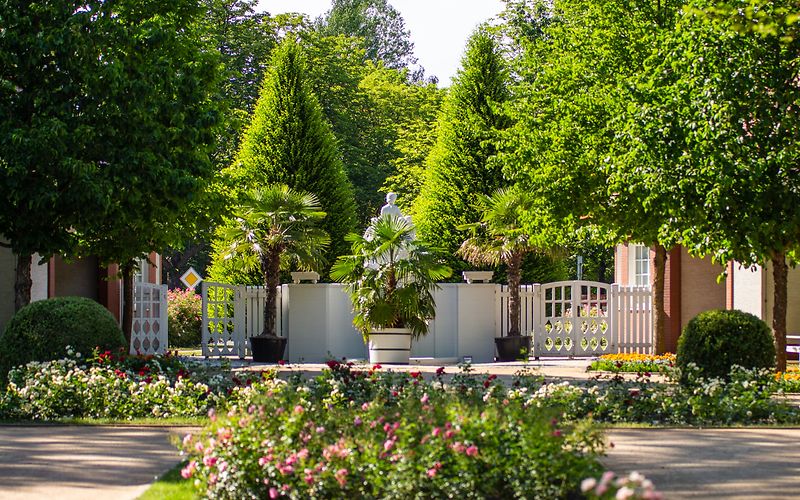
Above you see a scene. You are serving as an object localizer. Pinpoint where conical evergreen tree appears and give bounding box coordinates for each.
[413,29,511,273]
[225,39,357,271]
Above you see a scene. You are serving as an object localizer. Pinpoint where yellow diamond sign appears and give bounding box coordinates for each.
[180,267,203,290]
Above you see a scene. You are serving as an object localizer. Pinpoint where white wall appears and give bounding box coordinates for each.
[280,283,499,363]
[733,263,765,319]
[30,253,48,302]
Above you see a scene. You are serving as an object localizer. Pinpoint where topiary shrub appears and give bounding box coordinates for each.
[0,297,126,381]
[676,309,775,382]
[167,288,202,347]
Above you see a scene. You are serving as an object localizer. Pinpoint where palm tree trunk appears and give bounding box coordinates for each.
[772,251,788,373]
[652,244,668,354]
[262,249,282,337]
[508,252,522,337]
[14,252,32,311]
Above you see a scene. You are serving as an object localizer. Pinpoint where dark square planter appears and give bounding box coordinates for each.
[249,336,287,363]
[495,335,531,362]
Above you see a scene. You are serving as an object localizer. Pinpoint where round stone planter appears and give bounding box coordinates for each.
[249,336,287,363]
[495,335,532,362]
[367,328,413,364]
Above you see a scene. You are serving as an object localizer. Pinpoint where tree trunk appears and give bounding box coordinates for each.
[121,260,135,348]
[772,252,788,373]
[262,250,282,337]
[14,253,33,311]
[652,244,668,354]
[508,252,523,337]
[597,253,607,283]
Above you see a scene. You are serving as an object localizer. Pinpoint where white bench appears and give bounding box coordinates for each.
[787,335,800,364]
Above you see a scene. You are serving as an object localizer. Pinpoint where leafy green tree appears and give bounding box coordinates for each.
[650,0,800,370]
[71,0,222,342]
[414,28,511,273]
[503,0,685,353]
[318,0,418,73]
[377,73,444,210]
[220,185,330,337]
[162,2,292,288]
[0,0,118,309]
[222,38,357,272]
[0,0,221,337]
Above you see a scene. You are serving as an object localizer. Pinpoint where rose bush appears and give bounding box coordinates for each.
[181,361,606,499]
[0,347,256,421]
[168,288,203,348]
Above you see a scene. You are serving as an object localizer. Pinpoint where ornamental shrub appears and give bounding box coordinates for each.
[168,289,202,347]
[182,362,605,499]
[676,309,775,382]
[0,297,125,381]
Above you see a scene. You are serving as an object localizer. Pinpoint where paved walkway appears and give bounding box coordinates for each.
[231,357,655,382]
[0,425,191,500]
[1,425,799,499]
[603,428,800,499]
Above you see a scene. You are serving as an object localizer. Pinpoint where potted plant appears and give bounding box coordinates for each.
[221,185,329,362]
[332,214,451,364]
[459,188,551,362]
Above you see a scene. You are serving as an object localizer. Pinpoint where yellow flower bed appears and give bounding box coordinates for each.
[598,353,676,363]
[776,364,800,381]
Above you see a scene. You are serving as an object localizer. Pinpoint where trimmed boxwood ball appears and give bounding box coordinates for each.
[676,309,775,381]
[0,297,126,380]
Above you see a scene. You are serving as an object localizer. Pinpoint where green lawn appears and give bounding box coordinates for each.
[138,462,197,500]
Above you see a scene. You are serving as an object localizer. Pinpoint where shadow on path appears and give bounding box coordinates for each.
[603,428,800,499]
[0,426,190,500]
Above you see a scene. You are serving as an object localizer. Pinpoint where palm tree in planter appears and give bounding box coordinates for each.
[459,187,550,361]
[221,185,330,362]
[331,215,452,364]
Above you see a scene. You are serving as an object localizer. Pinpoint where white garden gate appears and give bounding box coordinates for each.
[201,283,285,358]
[496,281,652,357]
[130,282,168,355]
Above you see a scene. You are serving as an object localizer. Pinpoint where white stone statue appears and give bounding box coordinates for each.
[379,192,402,218]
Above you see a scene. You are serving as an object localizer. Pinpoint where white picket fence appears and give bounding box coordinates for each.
[200,280,652,361]
[130,282,168,355]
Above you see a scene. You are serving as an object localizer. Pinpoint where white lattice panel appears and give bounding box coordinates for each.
[201,283,240,357]
[131,283,168,355]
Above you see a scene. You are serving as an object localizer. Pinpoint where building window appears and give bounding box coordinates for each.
[634,245,650,286]
[134,257,149,283]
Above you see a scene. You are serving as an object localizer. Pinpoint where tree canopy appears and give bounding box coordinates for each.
[318,0,419,74]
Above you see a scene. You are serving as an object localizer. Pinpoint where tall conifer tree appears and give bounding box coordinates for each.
[223,39,357,273]
[414,29,510,271]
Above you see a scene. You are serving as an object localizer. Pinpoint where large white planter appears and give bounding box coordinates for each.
[367,328,413,364]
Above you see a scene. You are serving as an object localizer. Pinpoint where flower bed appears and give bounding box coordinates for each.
[588,353,676,373]
[776,365,800,393]
[0,347,248,421]
[181,361,608,499]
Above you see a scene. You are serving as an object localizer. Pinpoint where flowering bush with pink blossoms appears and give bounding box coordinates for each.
[181,361,606,499]
[167,288,203,347]
[581,470,662,500]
